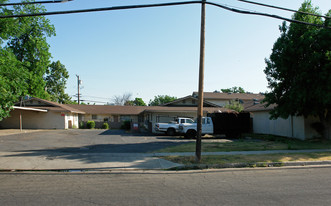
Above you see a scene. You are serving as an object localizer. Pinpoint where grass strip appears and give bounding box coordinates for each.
[162,152,331,166]
[155,136,331,153]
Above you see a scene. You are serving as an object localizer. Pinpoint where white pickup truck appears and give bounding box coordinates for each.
[154,118,195,136]
[178,117,214,138]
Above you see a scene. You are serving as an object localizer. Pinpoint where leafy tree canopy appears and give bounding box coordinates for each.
[44,61,71,104]
[4,0,56,98]
[264,0,331,137]
[220,86,246,93]
[0,0,71,120]
[225,100,244,112]
[125,98,147,106]
[0,49,27,120]
[149,95,177,106]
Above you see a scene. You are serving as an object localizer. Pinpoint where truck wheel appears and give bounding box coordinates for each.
[186,130,197,139]
[167,128,175,136]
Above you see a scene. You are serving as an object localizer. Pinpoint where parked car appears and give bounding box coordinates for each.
[154,118,195,136]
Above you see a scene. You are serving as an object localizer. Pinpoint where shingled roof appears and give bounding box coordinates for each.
[67,104,148,115]
[244,102,276,112]
[192,92,265,101]
[67,105,234,115]
[15,97,85,114]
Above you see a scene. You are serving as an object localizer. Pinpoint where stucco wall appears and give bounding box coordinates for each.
[81,114,111,122]
[65,113,79,129]
[251,111,305,140]
[0,109,67,129]
[81,114,138,123]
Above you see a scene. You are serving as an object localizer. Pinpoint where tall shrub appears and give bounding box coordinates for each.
[86,121,95,129]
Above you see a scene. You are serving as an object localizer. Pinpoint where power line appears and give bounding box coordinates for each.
[238,0,330,19]
[0,1,329,28]
[0,0,73,6]
[207,1,330,29]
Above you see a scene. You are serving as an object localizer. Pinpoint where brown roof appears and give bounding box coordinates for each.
[192,92,265,101]
[161,95,221,107]
[66,104,149,115]
[244,102,276,112]
[16,97,85,114]
[66,105,235,115]
[142,106,233,113]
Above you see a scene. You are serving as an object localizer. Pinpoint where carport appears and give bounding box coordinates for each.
[12,106,48,131]
[0,97,84,129]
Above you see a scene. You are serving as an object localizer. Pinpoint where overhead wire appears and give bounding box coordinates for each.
[0,1,329,28]
[207,1,330,28]
[237,0,330,19]
[0,0,74,6]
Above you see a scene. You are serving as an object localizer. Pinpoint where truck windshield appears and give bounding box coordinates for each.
[187,119,194,123]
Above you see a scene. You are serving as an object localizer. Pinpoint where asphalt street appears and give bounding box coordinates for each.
[1,167,331,205]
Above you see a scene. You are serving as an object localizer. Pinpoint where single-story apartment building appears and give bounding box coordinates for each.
[67,104,232,133]
[0,97,233,132]
[2,92,329,140]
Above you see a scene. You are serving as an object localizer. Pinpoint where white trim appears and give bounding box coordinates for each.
[13,106,48,112]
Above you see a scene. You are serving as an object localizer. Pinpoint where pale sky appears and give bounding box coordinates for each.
[10,0,331,104]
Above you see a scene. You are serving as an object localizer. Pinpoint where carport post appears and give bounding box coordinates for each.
[196,0,206,163]
[20,111,22,131]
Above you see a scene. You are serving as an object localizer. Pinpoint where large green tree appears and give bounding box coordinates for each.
[0,49,27,120]
[264,1,331,138]
[0,0,71,120]
[6,0,56,98]
[44,61,71,104]
[149,95,177,106]
[0,0,27,120]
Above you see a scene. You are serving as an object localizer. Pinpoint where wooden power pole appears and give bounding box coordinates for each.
[196,0,206,163]
[76,75,80,104]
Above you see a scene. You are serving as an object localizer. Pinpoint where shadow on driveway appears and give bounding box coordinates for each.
[2,141,188,164]
[98,129,154,136]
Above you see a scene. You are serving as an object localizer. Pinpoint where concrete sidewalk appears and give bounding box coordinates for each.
[1,149,331,171]
[0,152,181,171]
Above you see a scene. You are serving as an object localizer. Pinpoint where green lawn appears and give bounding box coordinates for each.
[155,134,331,153]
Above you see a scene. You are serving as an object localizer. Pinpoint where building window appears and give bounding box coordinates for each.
[92,115,97,120]
[120,116,131,122]
[192,100,196,104]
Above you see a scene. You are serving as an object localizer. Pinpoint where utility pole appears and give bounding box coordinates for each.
[76,75,80,104]
[196,0,206,163]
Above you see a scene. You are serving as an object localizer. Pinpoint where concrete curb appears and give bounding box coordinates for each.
[152,149,331,157]
[169,160,331,170]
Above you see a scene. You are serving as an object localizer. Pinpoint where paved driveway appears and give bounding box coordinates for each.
[0,129,196,170]
[0,129,194,153]
[0,129,230,170]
